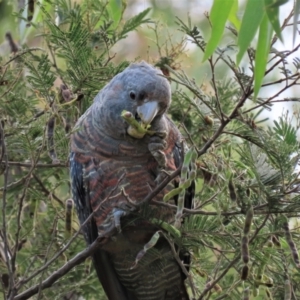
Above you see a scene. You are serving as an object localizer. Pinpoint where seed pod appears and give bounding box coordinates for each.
[243,287,250,300]
[190,148,198,162]
[181,179,192,189]
[204,115,214,126]
[183,148,195,166]
[228,178,237,202]
[284,279,291,300]
[241,264,249,280]
[5,32,18,53]
[27,0,34,23]
[194,268,206,277]
[17,238,27,251]
[252,284,259,297]
[246,188,250,197]
[258,275,274,287]
[47,116,60,164]
[282,219,300,267]
[181,165,189,175]
[205,281,212,289]
[65,199,74,235]
[121,110,155,138]
[190,162,197,172]
[131,231,160,269]
[241,235,249,264]
[265,288,273,300]
[60,84,73,103]
[213,284,222,293]
[151,219,181,238]
[1,273,9,288]
[222,217,231,226]
[163,187,183,202]
[243,206,254,235]
[256,241,274,282]
[189,170,196,180]
[256,268,263,281]
[271,235,281,248]
[265,281,273,288]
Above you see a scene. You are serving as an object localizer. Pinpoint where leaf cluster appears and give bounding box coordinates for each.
[0,1,300,300]
[0,0,150,299]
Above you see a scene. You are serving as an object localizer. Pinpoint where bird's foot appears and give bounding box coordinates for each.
[111,190,137,233]
[98,207,129,238]
[112,208,127,233]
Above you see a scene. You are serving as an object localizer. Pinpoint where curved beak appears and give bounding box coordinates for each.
[136,101,159,126]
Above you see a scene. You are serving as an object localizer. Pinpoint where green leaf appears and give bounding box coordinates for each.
[119,8,151,39]
[267,0,289,7]
[254,14,273,98]
[294,0,300,44]
[107,0,124,27]
[131,231,161,269]
[264,0,283,42]
[151,219,181,238]
[202,0,234,62]
[228,0,241,30]
[22,0,53,44]
[236,0,264,65]
[273,118,297,145]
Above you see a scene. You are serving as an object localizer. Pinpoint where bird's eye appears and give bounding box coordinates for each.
[129,91,136,100]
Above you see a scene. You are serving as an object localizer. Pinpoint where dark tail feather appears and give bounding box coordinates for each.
[92,250,137,300]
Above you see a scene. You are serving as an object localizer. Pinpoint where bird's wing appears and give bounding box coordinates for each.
[70,152,134,300]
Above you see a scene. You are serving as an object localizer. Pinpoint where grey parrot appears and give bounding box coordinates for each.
[70,61,193,300]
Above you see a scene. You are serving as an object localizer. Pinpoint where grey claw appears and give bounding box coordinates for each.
[113,208,127,233]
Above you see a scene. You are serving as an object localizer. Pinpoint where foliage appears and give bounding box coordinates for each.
[0,1,300,300]
[203,0,300,97]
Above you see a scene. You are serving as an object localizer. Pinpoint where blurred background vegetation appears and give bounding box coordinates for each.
[1,0,300,299]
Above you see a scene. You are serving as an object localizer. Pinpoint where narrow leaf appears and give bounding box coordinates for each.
[254,14,273,98]
[228,0,241,30]
[202,0,234,61]
[236,0,264,65]
[119,8,151,38]
[294,0,300,44]
[131,231,160,269]
[151,219,181,238]
[107,0,123,26]
[264,0,283,42]
[267,0,289,7]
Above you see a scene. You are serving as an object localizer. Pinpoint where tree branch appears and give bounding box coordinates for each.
[12,237,103,300]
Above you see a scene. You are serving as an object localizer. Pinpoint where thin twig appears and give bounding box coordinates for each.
[0,69,23,99]
[12,236,104,300]
[141,166,182,204]
[1,161,67,168]
[2,48,45,67]
[9,126,48,299]
[265,42,300,77]
[160,231,197,300]
[36,217,59,299]
[14,173,126,296]
[208,56,223,121]
[243,75,300,114]
[152,200,296,216]
[0,119,14,297]
[32,173,64,207]
[197,214,269,300]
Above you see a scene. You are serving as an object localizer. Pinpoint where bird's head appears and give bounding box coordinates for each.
[95,61,171,139]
